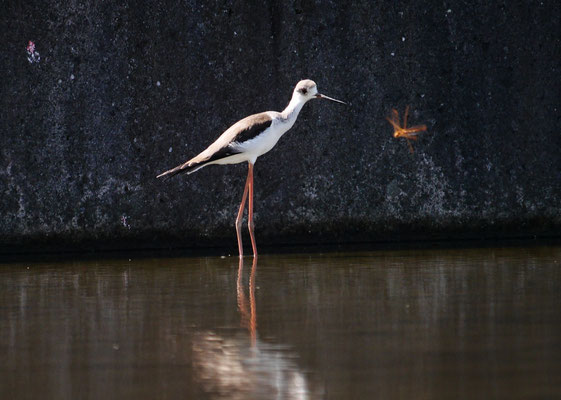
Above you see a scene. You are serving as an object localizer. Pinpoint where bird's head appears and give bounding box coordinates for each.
[293,79,346,105]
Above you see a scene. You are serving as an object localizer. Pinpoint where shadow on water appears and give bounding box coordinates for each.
[1,246,561,399]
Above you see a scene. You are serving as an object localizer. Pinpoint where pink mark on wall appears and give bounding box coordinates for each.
[26,41,40,63]
[121,215,131,229]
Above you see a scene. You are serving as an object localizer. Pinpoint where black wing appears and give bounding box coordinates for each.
[231,112,273,144]
[157,113,273,179]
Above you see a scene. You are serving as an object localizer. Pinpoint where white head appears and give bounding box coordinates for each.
[292,79,346,105]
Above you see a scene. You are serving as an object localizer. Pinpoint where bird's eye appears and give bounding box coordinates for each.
[299,88,308,95]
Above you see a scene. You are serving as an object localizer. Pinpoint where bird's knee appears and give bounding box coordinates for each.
[248,220,255,232]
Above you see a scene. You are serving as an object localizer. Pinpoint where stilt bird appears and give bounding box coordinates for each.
[157,80,346,257]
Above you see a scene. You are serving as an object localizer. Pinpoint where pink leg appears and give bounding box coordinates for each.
[247,163,258,257]
[235,168,251,258]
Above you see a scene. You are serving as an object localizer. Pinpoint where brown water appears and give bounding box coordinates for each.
[1,246,560,399]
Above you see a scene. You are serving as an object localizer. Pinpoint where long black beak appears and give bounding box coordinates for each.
[315,93,347,105]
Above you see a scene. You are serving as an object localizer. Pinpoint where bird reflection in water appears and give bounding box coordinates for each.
[191,257,320,399]
[237,256,257,346]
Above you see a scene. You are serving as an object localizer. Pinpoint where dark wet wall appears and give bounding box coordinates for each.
[1,1,560,252]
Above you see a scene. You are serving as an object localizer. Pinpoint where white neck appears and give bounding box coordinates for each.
[280,94,308,123]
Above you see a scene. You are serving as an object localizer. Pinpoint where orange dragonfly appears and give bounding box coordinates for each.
[386,106,427,153]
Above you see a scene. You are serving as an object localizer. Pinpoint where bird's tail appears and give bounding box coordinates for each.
[156,161,206,180]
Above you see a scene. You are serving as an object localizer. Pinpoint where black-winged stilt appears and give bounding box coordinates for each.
[157,79,346,257]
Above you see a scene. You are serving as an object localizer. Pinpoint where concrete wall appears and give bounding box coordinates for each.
[1,1,560,253]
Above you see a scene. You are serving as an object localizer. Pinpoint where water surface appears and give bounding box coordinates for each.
[1,246,560,399]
